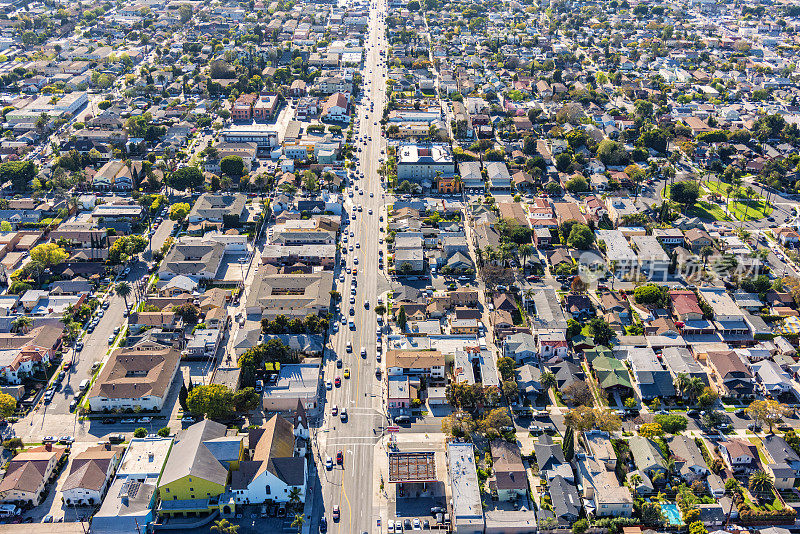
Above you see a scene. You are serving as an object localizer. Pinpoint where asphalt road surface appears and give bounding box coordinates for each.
[315,3,390,533]
[14,218,176,443]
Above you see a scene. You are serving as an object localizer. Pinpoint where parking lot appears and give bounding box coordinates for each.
[389,494,448,532]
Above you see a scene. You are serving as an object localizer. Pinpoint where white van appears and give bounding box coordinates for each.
[79,379,90,392]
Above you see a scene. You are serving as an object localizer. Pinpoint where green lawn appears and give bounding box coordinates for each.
[663,183,707,199]
[704,179,773,221]
[728,198,773,221]
[686,201,730,221]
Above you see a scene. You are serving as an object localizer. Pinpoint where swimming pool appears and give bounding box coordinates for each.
[661,503,683,526]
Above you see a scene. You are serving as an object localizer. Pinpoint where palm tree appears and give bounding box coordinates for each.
[630,473,643,499]
[541,371,557,391]
[664,457,676,476]
[288,487,302,511]
[291,514,305,534]
[748,470,774,500]
[11,316,31,334]
[518,244,533,273]
[744,185,756,219]
[116,281,132,311]
[685,377,705,405]
[700,246,714,267]
[673,372,689,399]
[210,519,239,534]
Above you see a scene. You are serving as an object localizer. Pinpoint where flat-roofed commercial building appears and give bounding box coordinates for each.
[447,442,484,534]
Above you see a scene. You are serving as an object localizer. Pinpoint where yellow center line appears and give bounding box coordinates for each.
[336,18,384,533]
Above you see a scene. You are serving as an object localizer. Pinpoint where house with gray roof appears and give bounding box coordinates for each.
[504,332,537,362]
[575,456,633,518]
[750,359,794,398]
[668,435,709,482]
[762,434,800,489]
[534,435,572,483]
[548,474,580,527]
[628,436,665,477]
[158,236,228,282]
[157,419,242,516]
[631,235,670,282]
[515,364,544,401]
[620,346,675,400]
[188,193,248,226]
[661,347,709,386]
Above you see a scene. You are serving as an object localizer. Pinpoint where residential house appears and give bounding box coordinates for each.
[534,435,572,483]
[684,228,714,252]
[623,347,676,400]
[705,350,755,398]
[0,445,65,505]
[386,350,445,380]
[549,475,581,527]
[158,420,242,515]
[490,440,528,501]
[628,436,666,478]
[719,439,758,474]
[244,270,334,320]
[668,435,710,482]
[62,445,124,506]
[762,435,800,489]
[576,455,633,518]
[87,340,181,412]
[231,414,307,504]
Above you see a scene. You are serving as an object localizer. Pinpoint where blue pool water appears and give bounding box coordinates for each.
[661,504,683,526]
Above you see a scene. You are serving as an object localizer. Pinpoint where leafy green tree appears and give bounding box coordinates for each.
[30,243,69,270]
[187,384,235,421]
[116,282,132,310]
[2,437,22,452]
[0,160,36,191]
[641,502,666,526]
[572,518,589,534]
[588,317,614,346]
[634,284,667,306]
[169,202,191,221]
[173,303,200,323]
[179,381,188,411]
[232,387,260,412]
[397,306,407,331]
[133,427,147,438]
[220,155,245,177]
[169,166,204,192]
[748,470,774,499]
[0,393,15,418]
[210,519,239,534]
[541,371,557,390]
[670,181,700,212]
[496,356,515,381]
[565,174,589,193]
[157,427,171,437]
[596,139,627,166]
[567,223,594,249]
[653,414,688,434]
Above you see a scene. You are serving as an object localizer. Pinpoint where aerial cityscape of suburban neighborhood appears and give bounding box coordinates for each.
[3,0,800,533]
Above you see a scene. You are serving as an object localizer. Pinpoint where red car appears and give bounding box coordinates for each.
[332,506,340,522]
[334,376,341,387]
[336,451,343,464]
[63,360,72,370]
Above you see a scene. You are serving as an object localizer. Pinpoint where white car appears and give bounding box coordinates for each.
[120,418,135,424]
[326,380,333,390]
[137,417,152,423]
[325,455,333,470]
